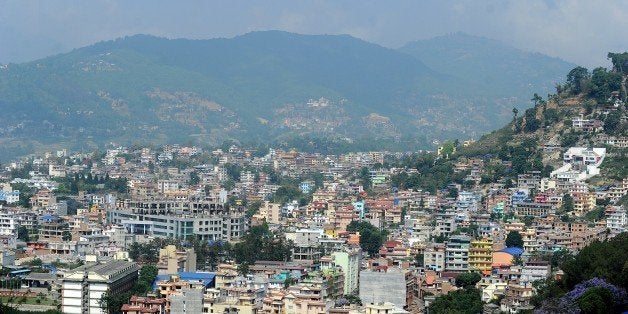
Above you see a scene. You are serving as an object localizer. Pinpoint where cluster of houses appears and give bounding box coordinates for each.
[0,137,625,313]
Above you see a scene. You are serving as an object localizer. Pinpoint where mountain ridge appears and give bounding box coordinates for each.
[0,31,575,161]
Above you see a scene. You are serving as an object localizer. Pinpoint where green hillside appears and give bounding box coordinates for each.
[0,31,575,161]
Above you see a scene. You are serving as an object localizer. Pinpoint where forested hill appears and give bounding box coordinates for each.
[456,52,628,187]
[400,32,573,98]
[0,31,573,161]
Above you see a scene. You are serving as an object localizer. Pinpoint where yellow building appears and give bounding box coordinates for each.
[469,238,493,273]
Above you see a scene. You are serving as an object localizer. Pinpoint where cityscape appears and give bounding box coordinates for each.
[0,2,627,314]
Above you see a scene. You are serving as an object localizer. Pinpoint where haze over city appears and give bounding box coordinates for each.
[1,0,627,67]
[0,2,627,314]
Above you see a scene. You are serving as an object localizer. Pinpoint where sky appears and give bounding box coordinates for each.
[0,0,627,68]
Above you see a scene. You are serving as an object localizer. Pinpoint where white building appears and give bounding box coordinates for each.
[606,207,627,235]
[0,213,17,236]
[520,261,550,283]
[423,243,446,272]
[61,260,139,314]
[563,147,606,167]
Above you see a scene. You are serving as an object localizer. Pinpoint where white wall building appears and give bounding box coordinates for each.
[0,213,17,236]
[61,260,139,314]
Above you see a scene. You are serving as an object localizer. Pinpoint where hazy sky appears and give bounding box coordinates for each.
[1,0,626,67]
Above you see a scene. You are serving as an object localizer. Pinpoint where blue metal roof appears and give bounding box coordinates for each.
[501,247,524,256]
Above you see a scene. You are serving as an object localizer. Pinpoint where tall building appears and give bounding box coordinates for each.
[0,213,17,236]
[61,260,139,314]
[157,245,197,275]
[423,243,446,272]
[320,248,361,295]
[469,238,493,273]
[445,235,471,272]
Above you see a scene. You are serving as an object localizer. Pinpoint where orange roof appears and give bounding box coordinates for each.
[492,252,513,267]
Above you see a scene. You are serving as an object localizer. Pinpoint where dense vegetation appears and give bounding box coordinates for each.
[231,223,293,269]
[428,287,484,314]
[346,220,389,256]
[532,232,628,312]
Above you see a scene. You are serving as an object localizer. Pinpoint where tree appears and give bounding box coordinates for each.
[231,223,293,265]
[531,93,543,106]
[346,221,388,256]
[577,286,614,314]
[245,201,262,219]
[505,230,523,248]
[589,67,622,102]
[188,170,200,185]
[272,185,302,204]
[561,232,628,289]
[562,193,574,212]
[608,52,628,74]
[521,215,534,227]
[566,66,590,95]
[99,290,129,314]
[604,110,622,135]
[17,226,29,242]
[524,108,541,133]
[428,288,483,314]
[359,167,372,192]
[62,231,72,241]
[455,272,481,288]
[221,179,235,191]
[415,253,424,267]
[447,187,459,199]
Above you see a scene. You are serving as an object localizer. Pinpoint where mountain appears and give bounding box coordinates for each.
[399,32,574,98]
[0,31,574,161]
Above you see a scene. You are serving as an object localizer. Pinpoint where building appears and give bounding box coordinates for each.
[157,245,197,275]
[445,235,471,272]
[563,147,606,167]
[121,295,166,314]
[360,270,408,309]
[321,248,361,295]
[520,260,550,283]
[0,190,20,204]
[364,302,410,314]
[170,288,203,314]
[572,115,604,132]
[517,172,541,191]
[0,213,17,236]
[61,260,139,314]
[606,207,627,235]
[285,229,323,263]
[107,196,246,241]
[423,243,445,272]
[469,238,493,273]
[514,202,555,217]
